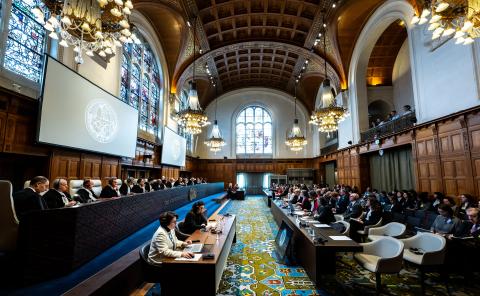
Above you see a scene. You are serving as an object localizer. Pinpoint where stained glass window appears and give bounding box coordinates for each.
[4,0,47,82]
[120,33,163,136]
[178,90,193,153]
[236,106,272,155]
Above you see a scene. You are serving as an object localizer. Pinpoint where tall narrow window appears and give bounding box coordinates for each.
[120,33,163,137]
[178,89,193,153]
[236,106,272,155]
[4,0,47,82]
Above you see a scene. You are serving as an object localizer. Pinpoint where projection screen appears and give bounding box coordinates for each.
[38,56,138,157]
[161,127,186,167]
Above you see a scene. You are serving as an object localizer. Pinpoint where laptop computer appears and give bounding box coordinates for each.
[185,243,203,253]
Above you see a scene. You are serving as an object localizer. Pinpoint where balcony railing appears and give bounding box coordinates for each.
[361,112,417,143]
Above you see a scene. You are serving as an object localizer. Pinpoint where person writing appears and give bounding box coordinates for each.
[181,201,208,234]
[148,211,193,264]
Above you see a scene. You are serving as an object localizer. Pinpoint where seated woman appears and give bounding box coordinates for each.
[431,204,462,236]
[349,197,383,242]
[181,201,208,234]
[148,211,193,264]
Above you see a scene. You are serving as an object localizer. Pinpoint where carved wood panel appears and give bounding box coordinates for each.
[0,111,6,150]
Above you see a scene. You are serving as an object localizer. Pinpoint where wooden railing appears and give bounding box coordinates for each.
[360,112,417,143]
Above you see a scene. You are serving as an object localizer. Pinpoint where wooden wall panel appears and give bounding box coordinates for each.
[468,111,480,196]
[0,111,6,150]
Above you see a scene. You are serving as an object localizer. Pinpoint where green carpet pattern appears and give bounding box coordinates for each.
[217,196,325,296]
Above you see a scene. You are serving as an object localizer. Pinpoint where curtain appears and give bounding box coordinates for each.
[369,146,415,191]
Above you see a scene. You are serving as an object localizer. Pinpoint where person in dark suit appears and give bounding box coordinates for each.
[227,183,236,199]
[301,190,313,211]
[13,176,49,220]
[349,197,383,242]
[335,189,349,214]
[181,201,208,234]
[151,180,160,191]
[131,178,146,194]
[100,178,119,198]
[315,197,335,224]
[119,178,133,196]
[343,193,363,220]
[43,178,76,209]
[75,179,98,203]
[145,178,152,192]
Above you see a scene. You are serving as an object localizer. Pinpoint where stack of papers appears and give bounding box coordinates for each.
[293,210,305,215]
[312,223,330,228]
[329,235,351,241]
[174,254,202,261]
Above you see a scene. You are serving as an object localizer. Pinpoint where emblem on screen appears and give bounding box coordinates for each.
[172,138,181,160]
[85,100,118,143]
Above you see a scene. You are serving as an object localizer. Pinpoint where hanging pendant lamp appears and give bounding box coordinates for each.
[204,82,226,153]
[177,17,209,134]
[285,82,307,152]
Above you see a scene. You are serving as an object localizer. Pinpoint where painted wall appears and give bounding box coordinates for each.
[342,0,480,147]
[195,88,314,159]
[392,39,414,112]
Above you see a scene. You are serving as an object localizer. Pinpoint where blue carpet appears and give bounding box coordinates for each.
[4,192,226,296]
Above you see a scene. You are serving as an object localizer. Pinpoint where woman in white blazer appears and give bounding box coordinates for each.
[148,211,193,264]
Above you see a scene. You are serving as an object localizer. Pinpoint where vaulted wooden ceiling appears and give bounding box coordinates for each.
[135,0,416,110]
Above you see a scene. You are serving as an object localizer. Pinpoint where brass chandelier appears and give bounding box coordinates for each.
[204,83,226,153]
[285,83,307,152]
[411,0,480,45]
[32,0,138,64]
[309,18,346,134]
[177,18,209,135]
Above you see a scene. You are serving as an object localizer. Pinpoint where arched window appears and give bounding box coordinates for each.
[236,106,272,155]
[3,0,47,82]
[121,34,162,136]
[178,89,193,153]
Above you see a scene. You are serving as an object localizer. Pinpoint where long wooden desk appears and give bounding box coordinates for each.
[159,214,236,295]
[17,182,225,282]
[270,199,362,286]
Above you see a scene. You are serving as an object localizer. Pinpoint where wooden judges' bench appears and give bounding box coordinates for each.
[159,214,236,295]
[17,182,225,282]
[270,200,362,286]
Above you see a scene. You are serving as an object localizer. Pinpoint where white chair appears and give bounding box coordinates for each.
[334,214,344,222]
[0,180,19,252]
[368,222,407,241]
[354,237,404,294]
[23,180,30,189]
[115,179,122,187]
[69,180,84,196]
[357,218,383,241]
[91,180,102,197]
[400,233,447,294]
[337,220,350,235]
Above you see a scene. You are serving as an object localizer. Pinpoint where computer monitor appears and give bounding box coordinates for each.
[274,221,293,260]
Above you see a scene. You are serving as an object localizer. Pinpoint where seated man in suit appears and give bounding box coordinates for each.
[13,176,50,220]
[119,178,133,196]
[131,178,146,194]
[100,178,119,198]
[148,211,193,263]
[181,201,208,234]
[343,193,363,221]
[43,178,77,209]
[335,189,349,214]
[75,179,98,203]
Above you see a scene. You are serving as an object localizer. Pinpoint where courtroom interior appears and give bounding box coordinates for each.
[1,0,480,295]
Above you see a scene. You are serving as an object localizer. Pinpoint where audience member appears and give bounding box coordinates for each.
[458,194,476,219]
[343,193,363,220]
[315,197,335,224]
[431,204,462,236]
[403,105,412,115]
[349,197,383,242]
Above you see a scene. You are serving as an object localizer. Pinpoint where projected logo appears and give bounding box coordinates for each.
[85,100,118,143]
[172,138,181,161]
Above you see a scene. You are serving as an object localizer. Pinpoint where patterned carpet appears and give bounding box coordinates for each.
[217,196,325,296]
[145,196,480,296]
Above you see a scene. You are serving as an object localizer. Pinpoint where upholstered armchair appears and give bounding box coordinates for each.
[354,237,404,293]
[368,222,407,241]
